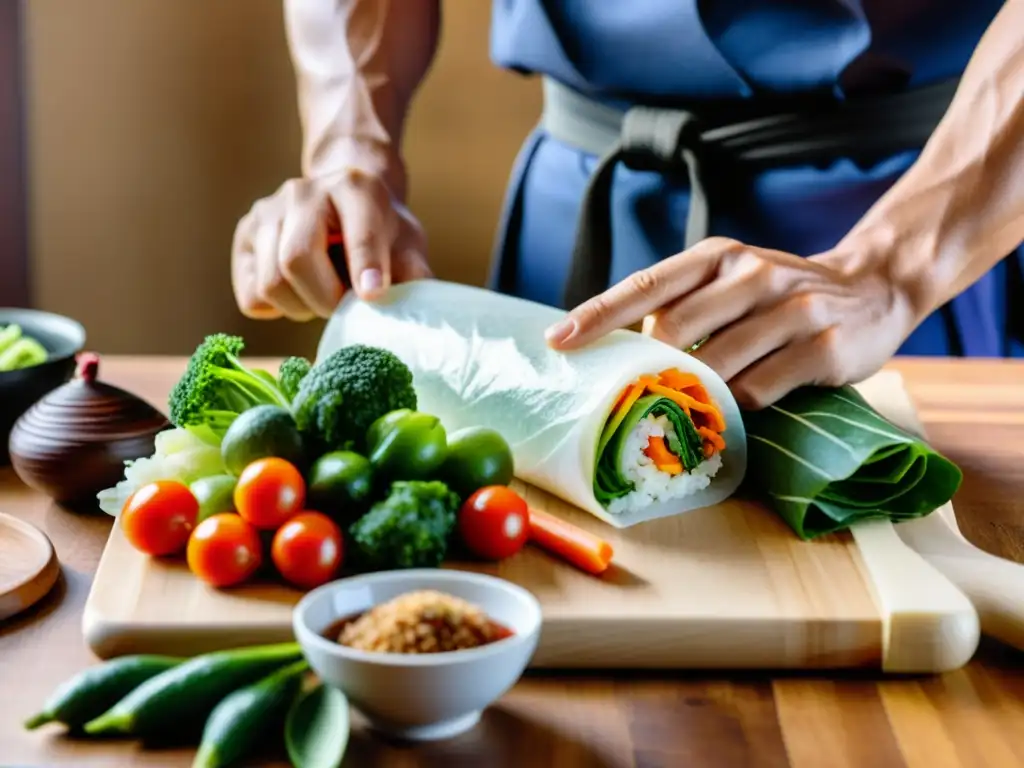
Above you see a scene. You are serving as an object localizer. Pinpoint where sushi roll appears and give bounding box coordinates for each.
[595,369,728,516]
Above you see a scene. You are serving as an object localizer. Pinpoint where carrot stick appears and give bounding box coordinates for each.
[528,508,614,575]
[644,436,684,474]
[698,427,726,453]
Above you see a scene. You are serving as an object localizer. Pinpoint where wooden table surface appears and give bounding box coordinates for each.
[1,356,1023,768]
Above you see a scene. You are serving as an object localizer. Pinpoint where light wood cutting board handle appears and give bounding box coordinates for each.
[929,550,1024,652]
[852,521,979,673]
[859,369,1024,654]
[897,514,1024,652]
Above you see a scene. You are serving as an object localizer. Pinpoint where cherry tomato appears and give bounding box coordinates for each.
[186,513,263,588]
[458,485,529,561]
[271,511,344,590]
[234,457,306,530]
[121,480,199,556]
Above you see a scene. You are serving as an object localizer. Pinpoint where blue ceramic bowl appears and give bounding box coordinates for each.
[0,308,86,465]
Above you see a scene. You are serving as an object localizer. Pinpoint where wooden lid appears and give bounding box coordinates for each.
[10,353,170,449]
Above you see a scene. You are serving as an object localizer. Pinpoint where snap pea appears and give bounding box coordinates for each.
[193,659,309,768]
[24,655,184,731]
[285,682,350,768]
[83,642,302,739]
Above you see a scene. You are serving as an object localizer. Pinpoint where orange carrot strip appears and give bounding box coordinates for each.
[644,436,683,474]
[647,383,727,432]
[657,369,716,413]
[657,368,702,389]
[698,427,726,453]
[680,382,713,406]
[528,508,614,575]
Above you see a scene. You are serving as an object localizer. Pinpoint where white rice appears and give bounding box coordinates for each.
[606,414,723,516]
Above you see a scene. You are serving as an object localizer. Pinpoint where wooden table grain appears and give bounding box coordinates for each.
[1,356,1022,768]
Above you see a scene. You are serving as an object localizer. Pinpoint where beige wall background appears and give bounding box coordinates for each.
[24,1,541,357]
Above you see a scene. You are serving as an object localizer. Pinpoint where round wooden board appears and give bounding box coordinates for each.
[0,512,59,621]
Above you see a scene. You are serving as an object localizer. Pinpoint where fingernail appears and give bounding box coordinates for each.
[545,317,577,345]
[359,268,383,295]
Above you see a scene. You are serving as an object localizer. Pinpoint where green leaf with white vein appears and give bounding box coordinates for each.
[741,385,962,540]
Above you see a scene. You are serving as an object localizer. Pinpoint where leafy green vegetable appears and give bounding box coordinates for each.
[349,480,459,570]
[285,682,349,768]
[278,356,313,402]
[97,428,227,516]
[742,385,963,540]
[168,334,291,445]
[594,395,705,504]
[292,344,417,452]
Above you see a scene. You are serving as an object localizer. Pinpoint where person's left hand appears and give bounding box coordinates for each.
[544,237,924,409]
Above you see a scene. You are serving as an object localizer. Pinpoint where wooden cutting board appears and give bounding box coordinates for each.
[82,371,979,672]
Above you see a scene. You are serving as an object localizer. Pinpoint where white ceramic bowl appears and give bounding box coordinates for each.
[293,569,543,742]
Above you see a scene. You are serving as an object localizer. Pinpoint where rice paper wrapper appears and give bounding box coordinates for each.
[317,280,747,528]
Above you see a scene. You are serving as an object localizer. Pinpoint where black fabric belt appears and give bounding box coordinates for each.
[541,76,961,309]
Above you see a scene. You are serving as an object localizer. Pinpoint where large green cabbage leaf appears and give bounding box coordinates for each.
[742,385,962,540]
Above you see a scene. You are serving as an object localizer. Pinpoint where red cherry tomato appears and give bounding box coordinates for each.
[121,480,199,556]
[271,511,344,590]
[234,458,306,530]
[186,513,263,588]
[458,485,529,561]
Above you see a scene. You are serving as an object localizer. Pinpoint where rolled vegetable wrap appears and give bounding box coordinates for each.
[317,280,747,528]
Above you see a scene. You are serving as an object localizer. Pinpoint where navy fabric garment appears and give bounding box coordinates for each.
[487,0,1024,357]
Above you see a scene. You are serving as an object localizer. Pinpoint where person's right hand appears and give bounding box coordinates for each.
[231,169,432,321]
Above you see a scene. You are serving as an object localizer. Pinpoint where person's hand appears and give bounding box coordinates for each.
[545,237,922,409]
[231,168,431,321]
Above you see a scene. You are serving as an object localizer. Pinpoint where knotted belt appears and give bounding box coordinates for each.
[541,76,960,309]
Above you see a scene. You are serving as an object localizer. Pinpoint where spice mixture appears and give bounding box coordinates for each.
[336,589,512,654]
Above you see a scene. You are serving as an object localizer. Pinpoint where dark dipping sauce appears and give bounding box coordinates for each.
[322,589,515,654]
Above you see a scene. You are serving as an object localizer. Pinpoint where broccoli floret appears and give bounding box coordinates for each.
[292,344,417,451]
[349,481,460,570]
[278,356,312,401]
[168,333,291,445]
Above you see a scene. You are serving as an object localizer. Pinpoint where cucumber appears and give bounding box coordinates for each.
[0,336,48,371]
[193,660,309,768]
[83,642,303,739]
[285,682,350,768]
[0,323,22,356]
[220,405,305,476]
[24,655,184,731]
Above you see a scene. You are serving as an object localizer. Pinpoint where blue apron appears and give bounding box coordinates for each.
[487,0,1024,358]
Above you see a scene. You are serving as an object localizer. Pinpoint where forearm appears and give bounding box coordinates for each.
[283,0,441,201]
[833,0,1024,316]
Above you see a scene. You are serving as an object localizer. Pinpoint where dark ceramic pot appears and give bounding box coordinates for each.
[8,353,171,505]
